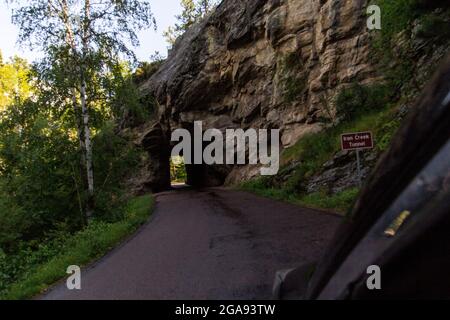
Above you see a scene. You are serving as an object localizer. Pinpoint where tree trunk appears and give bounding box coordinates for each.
[60,0,92,223]
[81,0,94,220]
[80,80,94,219]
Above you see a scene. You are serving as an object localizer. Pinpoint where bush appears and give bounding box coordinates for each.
[336,83,391,121]
[0,195,154,299]
[278,52,307,103]
[336,84,368,121]
[416,14,450,40]
[374,0,421,40]
[92,122,144,221]
[132,60,164,84]
[0,193,28,252]
[371,0,449,91]
[0,104,84,249]
[284,75,307,103]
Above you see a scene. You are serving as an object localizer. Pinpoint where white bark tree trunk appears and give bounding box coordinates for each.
[80,80,94,218]
[59,0,93,222]
[81,0,95,219]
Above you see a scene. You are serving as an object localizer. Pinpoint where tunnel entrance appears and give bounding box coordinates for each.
[168,123,229,189]
[141,122,227,192]
[184,162,227,188]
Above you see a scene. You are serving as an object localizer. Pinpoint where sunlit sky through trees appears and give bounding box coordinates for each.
[0,0,182,63]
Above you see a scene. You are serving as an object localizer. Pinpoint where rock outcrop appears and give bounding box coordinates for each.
[136,0,379,191]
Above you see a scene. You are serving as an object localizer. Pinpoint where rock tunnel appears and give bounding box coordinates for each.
[141,122,230,193]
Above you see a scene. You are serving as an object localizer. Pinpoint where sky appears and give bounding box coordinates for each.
[0,0,182,63]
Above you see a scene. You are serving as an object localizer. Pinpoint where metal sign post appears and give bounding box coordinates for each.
[341,131,374,188]
[356,149,362,187]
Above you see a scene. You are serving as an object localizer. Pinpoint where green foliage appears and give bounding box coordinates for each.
[163,0,219,45]
[107,62,153,126]
[241,180,297,202]
[0,56,33,111]
[0,99,147,246]
[282,51,302,70]
[170,156,187,183]
[373,109,403,152]
[0,100,83,251]
[416,13,450,40]
[11,1,155,58]
[336,83,391,121]
[0,184,27,251]
[279,52,307,103]
[335,84,367,121]
[92,123,144,221]
[0,58,148,298]
[133,58,165,85]
[0,195,154,300]
[0,0,158,301]
[371,1,450,91]
[284,76,307,103]
[374,0,421,40]
[11,0,157,222]
[373,0,449,41]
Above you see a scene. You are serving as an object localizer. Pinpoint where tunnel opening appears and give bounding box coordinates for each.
[170,123,228,189]
[184,159,227,188]
[170,156,187,186]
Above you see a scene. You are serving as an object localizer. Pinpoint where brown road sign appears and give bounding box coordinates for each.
[341,131,374,151]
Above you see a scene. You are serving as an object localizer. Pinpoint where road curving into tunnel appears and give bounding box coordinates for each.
[42,187,341,300]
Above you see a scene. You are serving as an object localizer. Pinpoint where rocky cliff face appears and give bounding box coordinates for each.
[135,0,379,191]
[133,1,450,194]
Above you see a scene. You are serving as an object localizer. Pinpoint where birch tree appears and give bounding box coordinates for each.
[9,0,155,221]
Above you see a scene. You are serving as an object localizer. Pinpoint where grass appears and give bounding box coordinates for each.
[298,188,360,214]
[240,181,359,215]
[0,194,154,300]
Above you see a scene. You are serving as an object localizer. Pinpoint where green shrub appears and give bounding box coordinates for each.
[284,75,307,103]
[0,195,154,300]
[374,0,422,40]
[336,83,368,121]
[92,122,144,221]
[416,14,450,40]
[278,52,307,103]
[241,182,359,215]
[370,0,448,91]
[336,83,391,121]
[0,188,28,251]
[0,103,85,248]
[132,60,164,84]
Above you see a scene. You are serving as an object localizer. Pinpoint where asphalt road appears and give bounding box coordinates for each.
[42,187,341,300]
